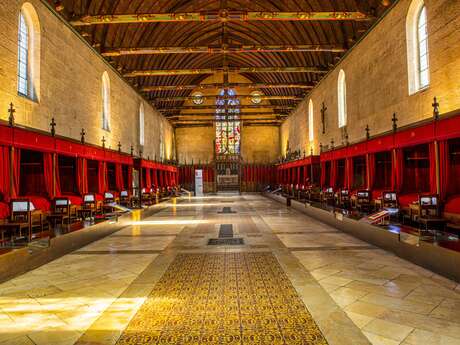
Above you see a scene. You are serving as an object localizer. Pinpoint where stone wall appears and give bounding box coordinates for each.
[241,126,279,163]
[176,126,215,164]
[281,0,460,155]
[0,0,174,160]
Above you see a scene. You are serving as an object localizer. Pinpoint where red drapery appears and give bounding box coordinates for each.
[331,160,338,189]
[12,148,20,198]
[392,149,404,192]
[98,161,106,193]
[345,158,353,190]
[429,142,438,195]
[145,168,152,188]
[159,170,164,187]
[127,166,133,192]
[439,140,449,200]
[152,169,158,187]
[367,153,376,190]
[320,162,326,187]
[54,154,61,197]
[43,153,57,198]
[115,164,124,191]
[77,158,88,195]
[0,146,10,202]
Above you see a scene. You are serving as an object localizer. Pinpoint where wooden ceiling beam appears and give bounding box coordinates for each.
[157,105,294,111]
[152,95,303,102]
[102,44,346,57]
[124,66,327,77]
[141,83,314,91]
[71,11,373,26]
[172,118,283,122]
[164,111,285,117]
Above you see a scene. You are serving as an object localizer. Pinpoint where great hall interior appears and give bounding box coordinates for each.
[0,0,459,344]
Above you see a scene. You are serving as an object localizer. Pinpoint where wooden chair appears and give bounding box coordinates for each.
[356,190,372,212]
[9,199,43,242]
[322,187,335,206]
[47,197,72,227]
[103,192,116,213]
[298,185,307,201]
[382,191,398,209]
[141,188,154,205]
[337,189,351,209]
[78,194,96,220]
[119,190,131,207]
[417,195,447,233]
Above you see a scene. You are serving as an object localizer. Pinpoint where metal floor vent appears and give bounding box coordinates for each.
[219,224,234,238]
[218,207,237,214]
[208,238,244,245]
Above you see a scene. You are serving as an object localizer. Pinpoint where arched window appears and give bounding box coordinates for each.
[308,99,314,142]
[17,3,40,100]
[337,70,347,128]
[102,72,110,131]
[215,89,240,154]
[139,103,145,146]
[406,0,430,94]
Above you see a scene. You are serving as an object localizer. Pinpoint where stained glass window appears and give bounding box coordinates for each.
[215,89,241,154]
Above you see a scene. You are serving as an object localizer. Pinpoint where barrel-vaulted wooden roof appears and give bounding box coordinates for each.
[50,0,394,127]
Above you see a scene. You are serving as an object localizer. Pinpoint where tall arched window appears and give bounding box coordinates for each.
[17,3,40,100]
[406,0,430,94]
[102,72,110,131]
[139,103,145,146]
[215,89,241,154]
[337,70,347,128]
[308,99,314,142]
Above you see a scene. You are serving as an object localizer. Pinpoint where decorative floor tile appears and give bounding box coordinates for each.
[116,253,328,345]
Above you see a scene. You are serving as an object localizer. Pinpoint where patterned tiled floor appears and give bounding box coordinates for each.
[117,253,328,345]
[0,195,458,345]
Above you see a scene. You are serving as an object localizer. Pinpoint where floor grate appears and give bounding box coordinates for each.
[208,238,244,245]
[219,224,234,238]
[218,207,236,214]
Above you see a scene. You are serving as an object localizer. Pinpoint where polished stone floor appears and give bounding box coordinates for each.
[0,195,459,345]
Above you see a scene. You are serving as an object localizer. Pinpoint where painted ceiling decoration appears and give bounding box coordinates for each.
[50,0,394,127]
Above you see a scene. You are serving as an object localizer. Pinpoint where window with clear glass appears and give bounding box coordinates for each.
[18,12,29,97]
[337,70,347,128]
[139,103,145,146]
[102,72,110,131]
[308,99,314,142]
[417,6,429,89]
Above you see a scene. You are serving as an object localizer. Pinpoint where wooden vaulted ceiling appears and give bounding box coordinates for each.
[50,0,393,127]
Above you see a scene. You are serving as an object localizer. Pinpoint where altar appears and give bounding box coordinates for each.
[217,174,239,186]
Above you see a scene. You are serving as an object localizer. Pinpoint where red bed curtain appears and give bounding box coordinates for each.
[392,149,404,192]
[345,158,353,190]
[115,164,124,191]
[145,168,152,188]
[0,146,11,202]
[367,153,375,190]
[159,170,164,187]
[330,161,337,189]
[54,154,61,197]
[98,161,106,193]
[152,169,158,187]
[439,140,449,200]
[12,148,20,198]
[127,166,133,193]
[44,152,60,198]
[429,142,438,195]
[77,158,88,195]
[320,162,326,187]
